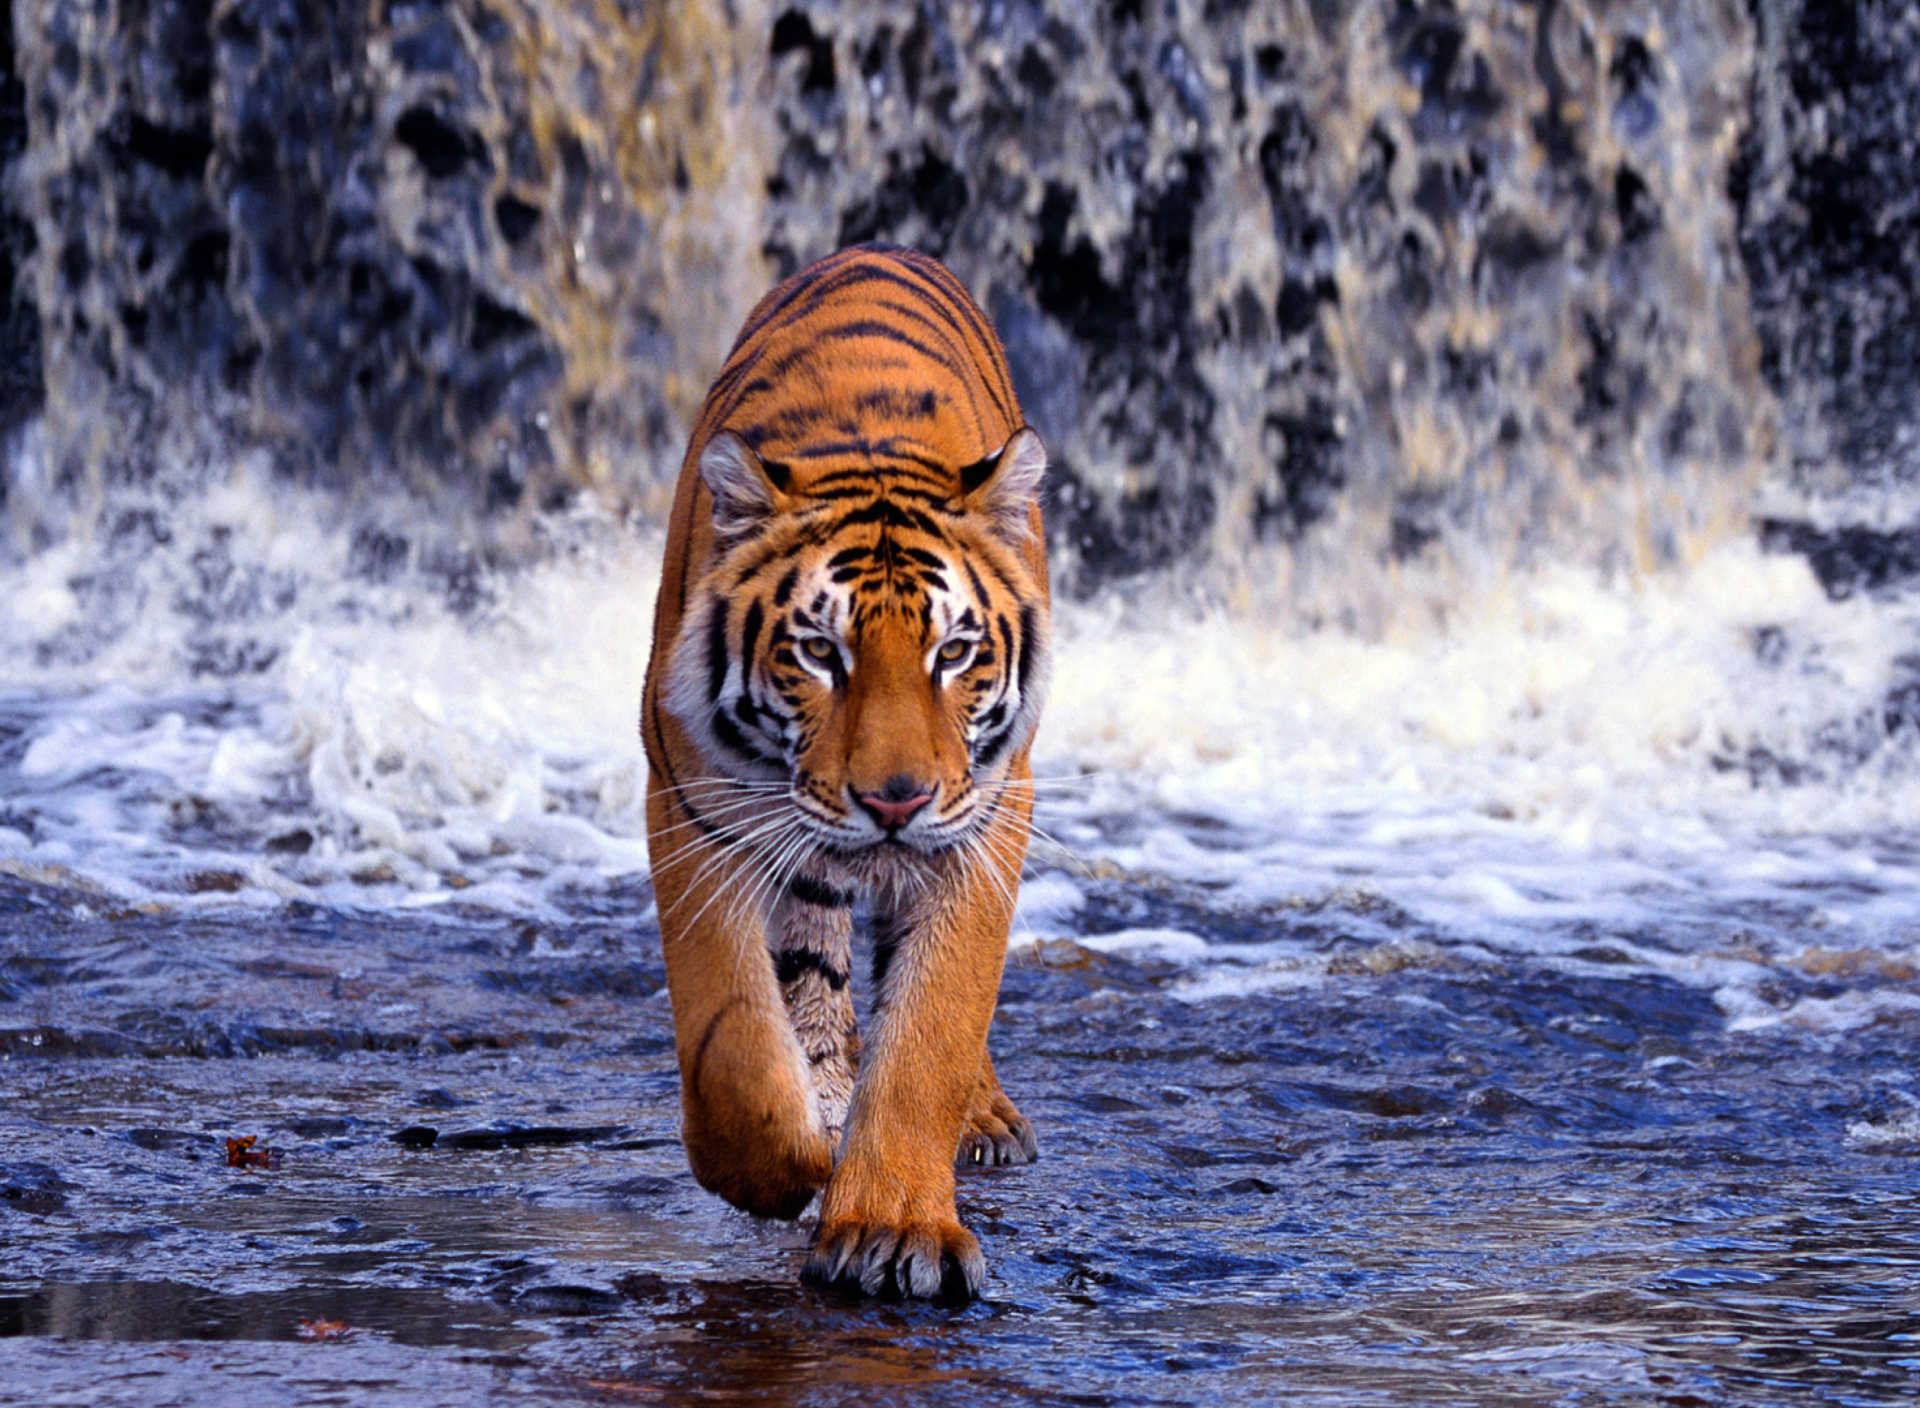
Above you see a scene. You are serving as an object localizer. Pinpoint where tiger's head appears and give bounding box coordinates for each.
[664,428,1050,870]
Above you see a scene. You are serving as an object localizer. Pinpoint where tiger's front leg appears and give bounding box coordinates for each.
[768,881,859,1145]
[803,797,1029,1300]
[647,779,834,1219]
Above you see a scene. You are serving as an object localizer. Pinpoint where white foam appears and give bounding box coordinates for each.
[0,444,1917,1031]
[1846,1112,1920,1150]
[1077,928,1213,962]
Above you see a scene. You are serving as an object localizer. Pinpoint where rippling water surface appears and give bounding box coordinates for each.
[5,800,1919,1405]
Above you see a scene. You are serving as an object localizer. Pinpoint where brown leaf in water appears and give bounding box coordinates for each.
[297,1318,356,1341]
[225,1135,284,1170]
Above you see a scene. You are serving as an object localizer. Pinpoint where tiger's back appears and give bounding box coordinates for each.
[704,245,1023,480]
[641,245,1051,1301]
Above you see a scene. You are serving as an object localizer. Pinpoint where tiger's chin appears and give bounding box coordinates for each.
[799,812,992,886]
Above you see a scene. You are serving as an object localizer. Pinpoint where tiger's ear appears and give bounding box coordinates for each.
[699,431,792,536]
[959,426,1046,538]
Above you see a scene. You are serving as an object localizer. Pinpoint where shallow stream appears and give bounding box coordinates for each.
[5,797,1919,1405]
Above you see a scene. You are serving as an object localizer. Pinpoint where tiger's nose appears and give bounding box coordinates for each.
[857,775,934,831]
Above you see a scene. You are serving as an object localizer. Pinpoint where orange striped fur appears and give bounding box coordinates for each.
[640,246,1051,1300]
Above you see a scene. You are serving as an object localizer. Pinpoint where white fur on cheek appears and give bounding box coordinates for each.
[662,597,725,759]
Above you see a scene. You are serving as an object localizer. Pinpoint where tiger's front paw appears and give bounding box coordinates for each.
[803,1215,985,1300]
[683,1120,832,1221]
[691,1146,830,1221]
[956,1086,1038,1169]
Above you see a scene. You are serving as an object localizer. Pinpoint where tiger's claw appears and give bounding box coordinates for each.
[957,1079,1038,1169]
[804,1217,984,1301]
[955,1110,1037,1168]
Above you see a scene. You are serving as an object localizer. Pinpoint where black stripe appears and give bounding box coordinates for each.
[785,441,949,479]
[799,263,971,347]
[959,444,1005,494]
[811,318,960,376]
[976,724,1017,770]
[771,260,941,342]
[727,513,837,588]
[828,499,919,532]
[871,250,1018,425]
[712,709,776,763]
[806,484,912,502]
[774,947,849,990]
[871,910,903,990]
[789,438,888,461]
[854,385,944,419]
[808,454,952,484]
[643,723,741,852]
[855,296,980,373]
[961,556,991,607]
[717,260,1013,465]
[788,873,856,909]
[1017,603,1039,699]
[974,613,1021,769]
[966,539,1025,601]
[910,255,1022,424]
[710,249,1016,451]
[740,600,764,670]
[705,600,730,703]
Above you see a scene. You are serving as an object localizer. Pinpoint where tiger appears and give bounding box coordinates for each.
[639,244,1052,1301]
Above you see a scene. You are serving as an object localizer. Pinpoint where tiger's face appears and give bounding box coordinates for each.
[663,428,1049,866]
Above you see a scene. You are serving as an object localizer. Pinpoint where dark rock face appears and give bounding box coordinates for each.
[0,0,42,451]
[1738,0,1920,493]
[0,0,1911,590]
[8,0,772,527]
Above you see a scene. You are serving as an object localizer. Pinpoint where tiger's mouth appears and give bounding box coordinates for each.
[804,795,984,862]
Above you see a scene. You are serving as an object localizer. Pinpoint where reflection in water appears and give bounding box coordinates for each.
[3,889,1916,1405]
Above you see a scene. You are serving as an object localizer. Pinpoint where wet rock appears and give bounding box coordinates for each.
[611,1270,671,1302]
[1758,517,1920,598]
[432,1123,624,1151]
[1217,1176,1280,1196]
[124,1127,218,1152]
[1737,0,1920,489]
[0,1160,75,1215]
[0,0,41,447]
[512,1284,624,1316]
[0,1025,134,1058]
[7,0,774,527]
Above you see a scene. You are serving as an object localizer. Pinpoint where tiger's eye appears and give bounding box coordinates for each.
[802,637,837,663]
[937,638,971,664]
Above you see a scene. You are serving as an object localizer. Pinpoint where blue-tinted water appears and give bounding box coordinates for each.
[4,866,1916,1406]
